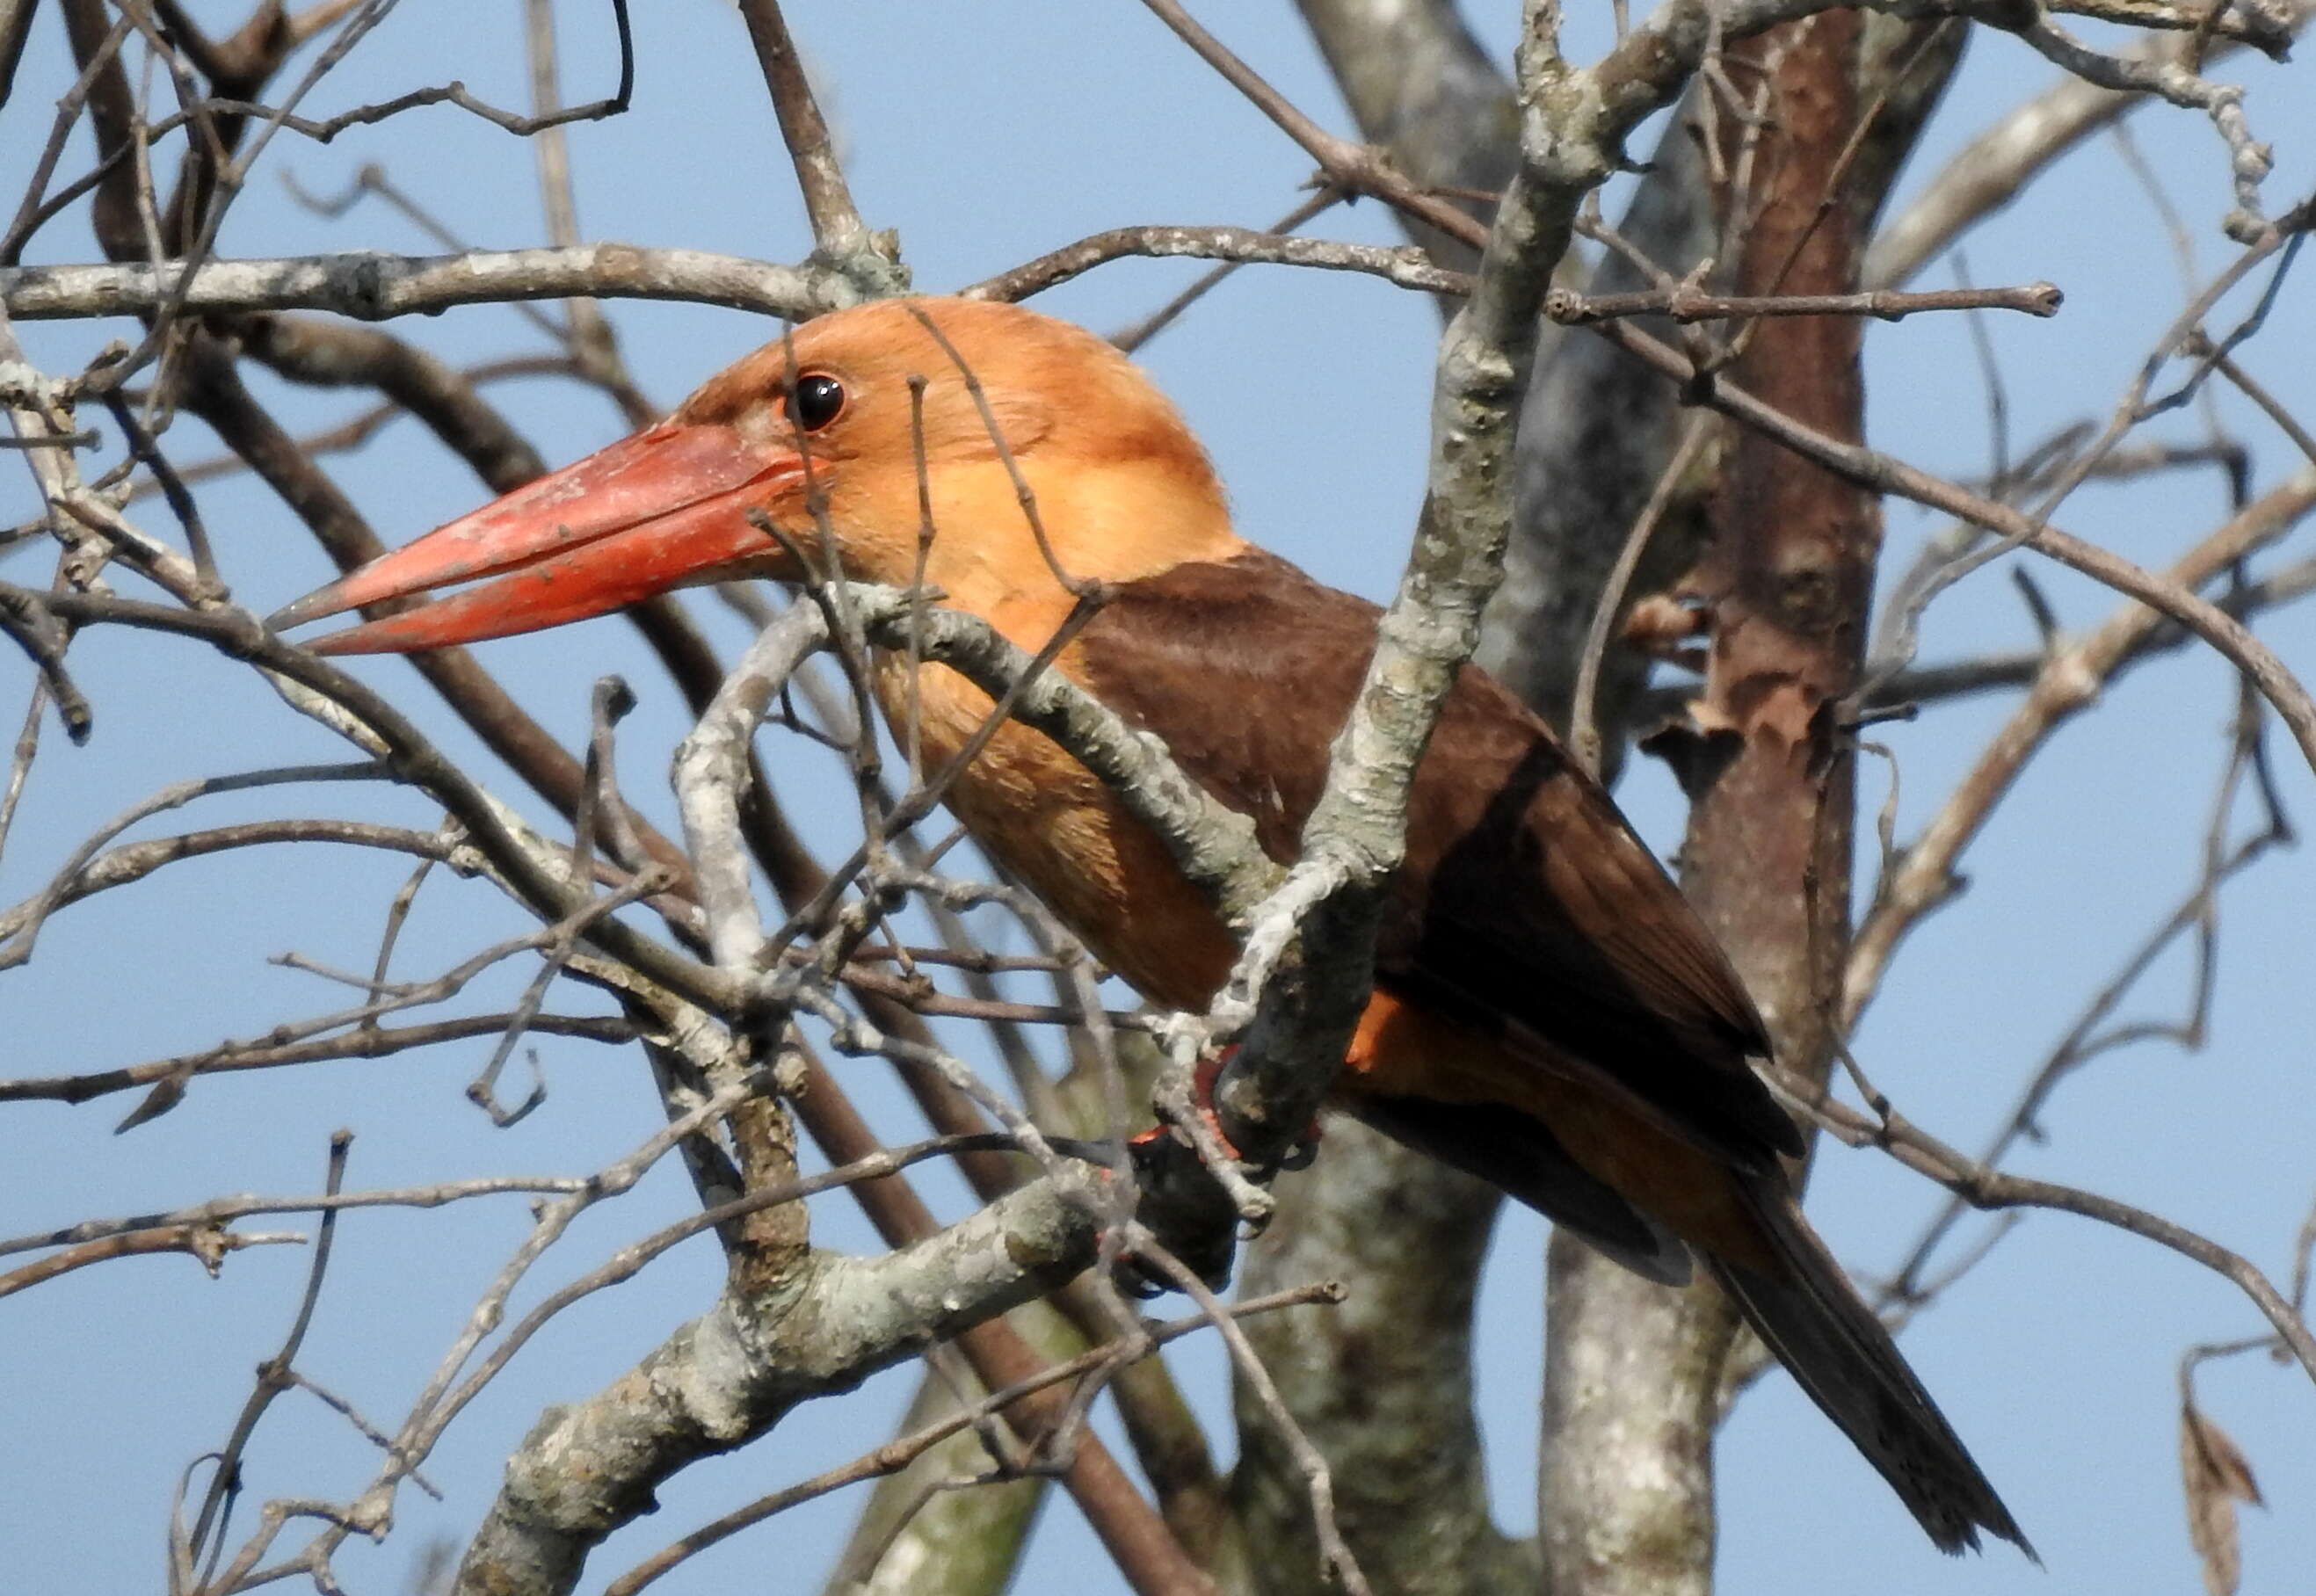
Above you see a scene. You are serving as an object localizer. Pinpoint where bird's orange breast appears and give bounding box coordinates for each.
[878,650,1771,1270]
[874,656,1242,1012]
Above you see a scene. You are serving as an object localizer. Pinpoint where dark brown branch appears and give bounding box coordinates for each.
[1546,279,2063,323]
[0,0,39,110]
[235,314,548,487]
[0,585,92,744]
[0,816,474,945]
[0,1012,637,1108]
[1771,1066,2316,1380]
[56,0,142,264]
[2,584,730,1006]
[1291,0,1515,273]
[0,1222,298,1300]
[1136,0,1492,250]
[177,7,635,147]
[177,343,706,899]
[184,1131,353,1571]
[1844,466,2316,1018]
[1594,316,2316,778]
[732,0,889,280]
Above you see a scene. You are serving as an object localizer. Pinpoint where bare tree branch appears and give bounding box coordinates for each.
[454,1175,1105,1596]
[0,245,853,323]
[966,224,1471,304]
[1867,0,2315,287]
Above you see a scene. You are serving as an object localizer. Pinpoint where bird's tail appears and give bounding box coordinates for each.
[1707,1179,2035,1559]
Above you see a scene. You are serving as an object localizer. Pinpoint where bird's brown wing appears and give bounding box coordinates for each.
[1075,552,2030,1558]
[1073,548,1800,1172]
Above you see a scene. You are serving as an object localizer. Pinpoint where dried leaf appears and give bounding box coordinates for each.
[2181,1402,2264,1596]
[1622,592,1707,657]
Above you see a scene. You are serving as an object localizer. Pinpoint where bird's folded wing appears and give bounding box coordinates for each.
[1073,548,1800,1172]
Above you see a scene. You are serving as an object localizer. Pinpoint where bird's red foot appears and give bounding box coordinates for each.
[1129,1045,1324,1169]
[1130,1047,1238,1155]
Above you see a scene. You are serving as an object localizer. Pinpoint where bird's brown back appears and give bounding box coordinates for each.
[1071,548,1801,1173]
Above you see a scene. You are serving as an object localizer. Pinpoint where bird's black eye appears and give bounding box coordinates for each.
[789,373,846,432]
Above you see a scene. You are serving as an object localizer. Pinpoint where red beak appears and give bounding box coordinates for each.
[271,421,806,654]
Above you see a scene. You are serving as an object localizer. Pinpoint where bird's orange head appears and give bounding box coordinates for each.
[272,297,1243,652]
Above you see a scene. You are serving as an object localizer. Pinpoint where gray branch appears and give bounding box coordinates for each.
[879,606,1279,924]
[0,244,857,324]
[454,1179,1099,1594]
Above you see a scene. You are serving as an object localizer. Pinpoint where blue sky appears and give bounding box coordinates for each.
[4,3,2314,1592]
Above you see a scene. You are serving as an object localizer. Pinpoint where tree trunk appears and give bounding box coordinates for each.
[1537,16,1960,1593]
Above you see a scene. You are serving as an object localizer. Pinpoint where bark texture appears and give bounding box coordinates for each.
[1537,15,1928,1594]
[1256,13,1525,1572]
[1231,1122,1536,1596]
[454,1182,1098,1596]
[1487,94,1723,757]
